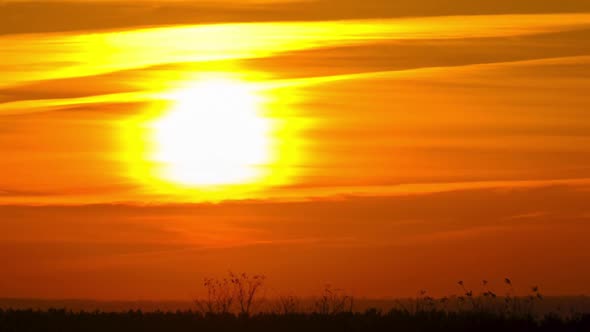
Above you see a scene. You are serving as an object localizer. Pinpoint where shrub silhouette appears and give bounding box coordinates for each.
[2,277,588,331]
[195,276,234,315]
[195,271,265,316]
[313,284,354,315]
[230,272,265,316]
[276,295,300,315]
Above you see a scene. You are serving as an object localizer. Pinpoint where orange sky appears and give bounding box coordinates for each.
[1,0,590,300]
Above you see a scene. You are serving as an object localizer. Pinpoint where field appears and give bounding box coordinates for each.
[1,307,589,332]
[2,275,589,331]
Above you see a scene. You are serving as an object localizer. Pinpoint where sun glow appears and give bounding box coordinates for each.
[120,72,307,200]
[148,78,271,186]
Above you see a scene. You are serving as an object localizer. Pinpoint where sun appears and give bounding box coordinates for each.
[120,73,306,198]
[147,78,272,187]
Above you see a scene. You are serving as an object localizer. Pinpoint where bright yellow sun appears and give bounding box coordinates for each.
[120,72,306,199]
[148,78,271,186]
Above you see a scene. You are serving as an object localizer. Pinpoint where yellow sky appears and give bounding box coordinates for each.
[0,0,590,300]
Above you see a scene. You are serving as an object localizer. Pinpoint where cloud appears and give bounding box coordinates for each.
[1,185,590,298]
[1,54,590,205]
[2,13,590,89]
[2,0,590,35]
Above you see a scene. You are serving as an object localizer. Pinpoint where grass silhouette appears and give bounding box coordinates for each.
[1,275,588,331]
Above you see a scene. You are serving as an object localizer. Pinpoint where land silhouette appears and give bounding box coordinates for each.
[1,273,589,331]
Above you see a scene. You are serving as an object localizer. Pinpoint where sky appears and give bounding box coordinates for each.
[0,0,590,300]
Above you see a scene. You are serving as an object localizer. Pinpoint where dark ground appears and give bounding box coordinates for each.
[1,309,589,332]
